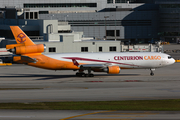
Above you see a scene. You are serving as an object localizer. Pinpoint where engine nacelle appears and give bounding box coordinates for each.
[9,44,46,55]
[107,66,120,74]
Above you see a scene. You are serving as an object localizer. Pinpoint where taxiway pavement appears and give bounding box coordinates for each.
[0,110,180,120]
[0,63,180,103]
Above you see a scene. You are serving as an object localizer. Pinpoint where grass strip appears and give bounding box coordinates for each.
[0,99,180,111]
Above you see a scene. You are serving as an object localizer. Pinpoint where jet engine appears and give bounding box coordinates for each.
[8,44,46,55]
[105,66,120,74]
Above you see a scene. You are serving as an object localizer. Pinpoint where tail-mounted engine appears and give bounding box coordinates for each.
[7,44,46,55]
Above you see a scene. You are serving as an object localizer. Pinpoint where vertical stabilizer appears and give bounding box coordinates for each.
[10,26,35,46]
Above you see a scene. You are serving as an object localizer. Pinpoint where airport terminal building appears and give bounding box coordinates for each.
[0,0,179,43]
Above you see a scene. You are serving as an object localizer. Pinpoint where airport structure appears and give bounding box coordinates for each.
[0,19,162,54]
[155,0,180,43]
[0,0,166,54]
[0,0,179,43]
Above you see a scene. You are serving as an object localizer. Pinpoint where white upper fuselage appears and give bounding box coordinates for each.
[45,52,175,69]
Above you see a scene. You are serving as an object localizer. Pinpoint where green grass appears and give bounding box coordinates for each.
[1,99,180,111]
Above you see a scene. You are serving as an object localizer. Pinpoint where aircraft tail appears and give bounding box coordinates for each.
[6,26,45,55]
[10,26,35,46]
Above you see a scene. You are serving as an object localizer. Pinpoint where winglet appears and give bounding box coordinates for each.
[10,26,35,46]
[72,59,79,66]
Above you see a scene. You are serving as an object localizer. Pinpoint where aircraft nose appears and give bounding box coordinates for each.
[169,58,175,65]
[164,58,175,66]
[172,58,175,64]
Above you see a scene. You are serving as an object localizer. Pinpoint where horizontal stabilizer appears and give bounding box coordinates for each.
[13,55,37,63]
[21,56,37,63]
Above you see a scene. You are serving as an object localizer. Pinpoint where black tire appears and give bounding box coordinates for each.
[150,73,154,76]
[90,74,94,77]
[76,73,84,77]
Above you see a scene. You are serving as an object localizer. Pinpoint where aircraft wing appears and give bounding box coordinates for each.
[80,64,106,68]
[72,59,108,71]
[66,57,120,75]
[79,64,108,73]
[72,59,107,68]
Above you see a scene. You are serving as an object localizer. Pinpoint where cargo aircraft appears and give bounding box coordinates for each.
[6,26,175,77]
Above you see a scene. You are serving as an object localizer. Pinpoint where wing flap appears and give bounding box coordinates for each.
[72,59,107,68]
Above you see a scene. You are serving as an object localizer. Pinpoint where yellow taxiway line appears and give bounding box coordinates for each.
[0,63,12,66]
[60,110,116,120]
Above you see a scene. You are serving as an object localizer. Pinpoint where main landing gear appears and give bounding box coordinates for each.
[76,69,94,77]
[150,69,155,76]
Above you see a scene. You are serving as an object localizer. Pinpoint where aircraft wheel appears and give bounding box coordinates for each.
[84,74,94,77]
[150,69,155,76]
[150,72,154,76]
[76,73,79,77]
[90,74,94,77]
[76,73,84,77]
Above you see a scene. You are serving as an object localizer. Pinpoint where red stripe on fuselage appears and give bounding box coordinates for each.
[62,57,140,67]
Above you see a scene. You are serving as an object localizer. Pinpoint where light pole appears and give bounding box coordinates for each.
[65,15,68,22]
[104,16,109,40]
[115,19,116,41]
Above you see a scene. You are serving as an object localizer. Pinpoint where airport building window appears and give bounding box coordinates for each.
[116,30,120,36]
[160,4,180,8]
[49,47,56,52]
[107,30,115,36]
[25,12,29,19]
[81,47,88,52]
[115,0,125,3]
[25,12,38,19]
[24,3,97,8]
[106,30,120,37]
[115,0,144,3]
[34,12,38,19]
[109,46,116,52]
[30,12,33,19]
[107,0,113,3]
[39,11,49,14]
[164,32,179,36]
[69,20,151,26]
[99,47,102,52]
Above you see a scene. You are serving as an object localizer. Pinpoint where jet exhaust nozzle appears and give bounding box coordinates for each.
[7,48,15,54]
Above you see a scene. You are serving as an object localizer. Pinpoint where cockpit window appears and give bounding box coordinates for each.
[168,56,172,59]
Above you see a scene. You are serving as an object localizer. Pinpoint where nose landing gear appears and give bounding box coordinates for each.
[150,69,155,76]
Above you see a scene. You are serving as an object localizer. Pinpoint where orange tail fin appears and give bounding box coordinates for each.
[10,26,35,46]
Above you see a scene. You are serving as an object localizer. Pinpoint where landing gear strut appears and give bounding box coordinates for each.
[86,69,94,77]
[150,69,155,76]
[76,69,94,77]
